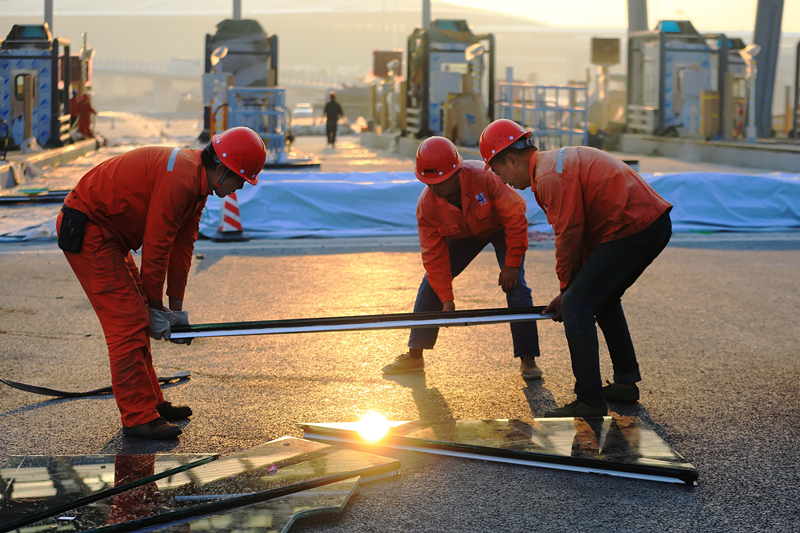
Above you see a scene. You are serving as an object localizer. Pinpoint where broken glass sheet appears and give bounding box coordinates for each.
[148,477,359,533]
[299,416,698,485]
[0,454,216,531]
[21,437,399,533]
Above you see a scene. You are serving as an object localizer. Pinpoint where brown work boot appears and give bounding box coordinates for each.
[157,401,192,421]
[520,357,543,380]
[381,352,424,374]
[122,417,182,439]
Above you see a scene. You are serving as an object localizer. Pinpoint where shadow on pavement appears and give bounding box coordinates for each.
[99,428,184,454]
[521,378,558,417]
[382,371,454,421]
[0,381,190,419]
[0,395,114,420]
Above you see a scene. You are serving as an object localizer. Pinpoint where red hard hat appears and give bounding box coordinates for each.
[415,136,463,185]
[211,127,267,185]
[479,119,531,170]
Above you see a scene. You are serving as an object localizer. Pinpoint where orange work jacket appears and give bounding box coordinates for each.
[65,146,210,302]
[529,146,672,291]
[417,160,529,302]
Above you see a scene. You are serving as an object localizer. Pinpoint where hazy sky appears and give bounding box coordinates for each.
[446,0,800,32]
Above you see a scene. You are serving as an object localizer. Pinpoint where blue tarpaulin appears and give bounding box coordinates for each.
[198,171,800,239]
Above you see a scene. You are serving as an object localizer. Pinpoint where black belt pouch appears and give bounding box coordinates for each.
[58,206,89,254]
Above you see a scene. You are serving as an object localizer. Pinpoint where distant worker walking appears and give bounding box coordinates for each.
[70,92,96,139]
[57,127,267,439]
[323,91,344,147]
[382,136,542,378]
[480,119,672,418]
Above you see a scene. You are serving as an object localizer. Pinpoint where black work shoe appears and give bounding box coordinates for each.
[157,401,193,421]
[122,417,182,439]
[381,352,424,374]
[544,400,608,418]
[602,381,640,402]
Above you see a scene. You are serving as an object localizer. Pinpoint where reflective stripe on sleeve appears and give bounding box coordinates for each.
[167,148,180,172]
[556,147,566,175]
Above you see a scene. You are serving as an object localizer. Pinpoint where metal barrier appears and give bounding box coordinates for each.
[497,82,588,150]
[227,87,288,161]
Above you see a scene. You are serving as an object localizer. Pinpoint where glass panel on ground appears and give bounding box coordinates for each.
[0,454,216,531]
[17,437,399,533]
[147,478,360,533]
[298,416,698,485]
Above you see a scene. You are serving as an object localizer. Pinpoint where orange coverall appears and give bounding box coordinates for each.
[529,146,672,290]
[58,146,209,427]
[75,94,96,138]
[417,160,529,302]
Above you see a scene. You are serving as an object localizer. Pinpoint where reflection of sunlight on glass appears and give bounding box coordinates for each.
[357,412,390,443]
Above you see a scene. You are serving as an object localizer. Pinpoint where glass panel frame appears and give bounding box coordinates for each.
[299,416,699,485]
[148,477,360,533]
[0,454,217,532]
[20,437,399,533]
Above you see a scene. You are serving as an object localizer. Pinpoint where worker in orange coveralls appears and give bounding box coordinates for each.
[381,136,542,377]
[73,93,97,138]
[56,127,267,439]
[480,119,672,418]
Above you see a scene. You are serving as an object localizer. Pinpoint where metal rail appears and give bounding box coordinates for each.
[497,82,588,150]
[170,306,552,340]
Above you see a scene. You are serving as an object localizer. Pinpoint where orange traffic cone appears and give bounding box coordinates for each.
[211,192,249,242]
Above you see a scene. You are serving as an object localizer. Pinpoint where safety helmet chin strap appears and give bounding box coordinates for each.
[217,166,233,185]
[208,146,234,186]
[509,137,535,150]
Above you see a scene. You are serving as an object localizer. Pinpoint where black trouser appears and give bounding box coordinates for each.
[561,209,672,406]
[326,121,337,145]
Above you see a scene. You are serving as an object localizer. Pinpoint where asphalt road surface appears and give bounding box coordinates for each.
[1,231,799,532]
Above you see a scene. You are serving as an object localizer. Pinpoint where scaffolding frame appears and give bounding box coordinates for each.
[497,82,588,150]
[227,87,287,161]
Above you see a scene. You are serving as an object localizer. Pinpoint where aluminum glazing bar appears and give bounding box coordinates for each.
[170,306,551,340]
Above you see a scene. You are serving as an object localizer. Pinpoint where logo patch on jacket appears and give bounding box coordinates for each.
[475,193,488,205]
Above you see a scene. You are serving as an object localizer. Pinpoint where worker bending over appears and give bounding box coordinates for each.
[57,127,267,439]
[382,136,542,378]
[480,119,672,417]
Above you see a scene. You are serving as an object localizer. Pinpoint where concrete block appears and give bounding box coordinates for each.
[621,134,800,173]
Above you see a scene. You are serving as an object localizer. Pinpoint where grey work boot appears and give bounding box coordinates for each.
[520,357,543,379]
[122,417,182,439]
[381,352,424,374]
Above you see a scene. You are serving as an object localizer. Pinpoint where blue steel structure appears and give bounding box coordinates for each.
[405,20,495,138]
[626,20,747,139]
[0,24,71,149]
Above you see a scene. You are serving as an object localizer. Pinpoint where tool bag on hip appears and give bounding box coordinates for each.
[58,206,89,253]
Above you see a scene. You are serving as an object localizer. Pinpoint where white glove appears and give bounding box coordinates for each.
[168,310,193,345]
[147,306,172,340]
